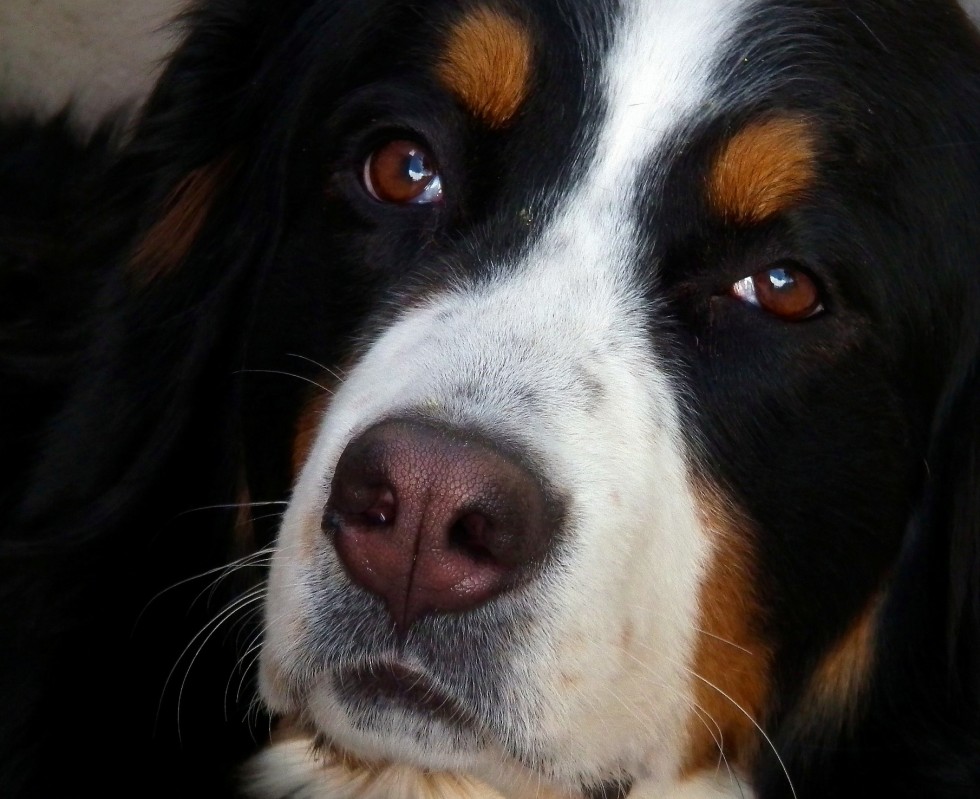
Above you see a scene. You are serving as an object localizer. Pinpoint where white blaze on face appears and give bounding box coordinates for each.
[262,0,752,792]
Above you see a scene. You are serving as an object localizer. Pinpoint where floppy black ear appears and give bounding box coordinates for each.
[7,4,271,526]
[885,337,980,792]
[857,333,980,794]
[8,2,283,545]
[1,2,411,793]
[0,114,117,523]
[0,4,344,796]
[931,346,980,701]
[11,0,395,546]
[904,0,980,728]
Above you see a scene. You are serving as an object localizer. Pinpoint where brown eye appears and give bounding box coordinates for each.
[731,263,824,321]
[363,139,443,205]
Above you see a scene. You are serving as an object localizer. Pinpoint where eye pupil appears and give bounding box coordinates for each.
[364,139,443,205]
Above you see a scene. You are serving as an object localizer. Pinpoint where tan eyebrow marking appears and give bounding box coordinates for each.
[708,117,818,224]
[437,6,533,129]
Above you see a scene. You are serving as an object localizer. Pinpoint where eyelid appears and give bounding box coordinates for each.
[411,173,443,204]
[731,275,760,307]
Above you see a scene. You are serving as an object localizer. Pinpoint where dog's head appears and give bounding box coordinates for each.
[32,0,980,796]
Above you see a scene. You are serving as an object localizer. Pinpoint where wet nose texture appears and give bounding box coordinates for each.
[324,419,561,632]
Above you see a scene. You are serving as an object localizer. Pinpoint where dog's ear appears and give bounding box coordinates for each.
[1,6,368,789]
[932,345,980,699]
[8,5,278,547]
[922,0,980,706]
[888,333,980,709]
[9,1,385,548]
[879,335,980,788]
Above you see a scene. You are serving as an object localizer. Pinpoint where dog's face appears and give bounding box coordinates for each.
[118,0,980,796]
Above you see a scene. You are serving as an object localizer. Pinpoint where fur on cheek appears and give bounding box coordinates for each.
[242,738,508,799]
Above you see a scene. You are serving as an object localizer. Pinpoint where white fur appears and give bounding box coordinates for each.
[244,739,513,799]
[636,772,756,799]
[260,0,754,796]
[244,739,753,799]
[0,0,182,129]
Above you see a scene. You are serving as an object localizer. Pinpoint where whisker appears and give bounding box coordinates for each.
[623,603,755,656]
[685,667,792,798]
[596,658,740,796]
[234,368,334,393]
[136,547,275,628]
[617,645,766,799]
[234,633,265,706]
[177,593,267,739]
[197,553,272,612]
[247,511,287,526]
[286,352,348,385]
[630,651,795,799]
[157,586,266,741]
[175,500,289,518]
[245,678,273,737]
[225,617,265,721]
[694,629,754,656]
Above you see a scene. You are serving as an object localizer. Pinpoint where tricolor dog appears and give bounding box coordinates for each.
[2,2,979,798]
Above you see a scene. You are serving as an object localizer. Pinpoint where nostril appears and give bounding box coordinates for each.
[326,483,397,531]
[448,512,495,563]
[353,485,397,526]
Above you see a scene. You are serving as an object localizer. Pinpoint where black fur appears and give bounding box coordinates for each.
[2,1,980,797]
[0,116,116,522]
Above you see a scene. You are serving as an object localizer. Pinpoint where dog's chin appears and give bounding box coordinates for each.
[333,661,484,736]
[281,658,497,774]
[254,660,587,799]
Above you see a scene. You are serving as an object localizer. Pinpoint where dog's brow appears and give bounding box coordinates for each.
[436,5,533,128]
[708,116,818,224]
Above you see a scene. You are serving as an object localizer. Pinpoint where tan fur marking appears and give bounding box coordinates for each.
[804,595,880,731]
[682,485,772,776]
[292,391,332,478]
[437,7,532,128]
[130,155,235,280]
[270,715,315,744]
[232,480,257,557]
[709,117,817,224]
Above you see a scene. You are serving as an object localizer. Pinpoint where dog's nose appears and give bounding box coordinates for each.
[324,419,560,632]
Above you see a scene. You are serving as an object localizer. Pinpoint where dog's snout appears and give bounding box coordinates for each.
[324,419,559,631]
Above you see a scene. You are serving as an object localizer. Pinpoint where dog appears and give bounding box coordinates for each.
[2,1,980,798]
